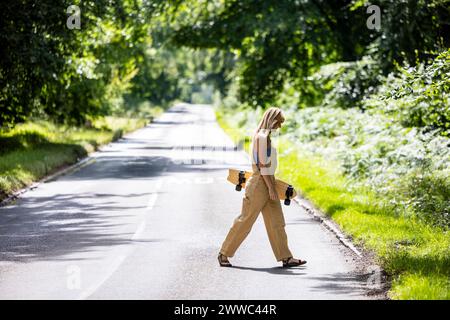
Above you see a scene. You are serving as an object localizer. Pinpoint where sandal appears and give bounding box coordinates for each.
[218,253,232,267]
[282,257,307,268]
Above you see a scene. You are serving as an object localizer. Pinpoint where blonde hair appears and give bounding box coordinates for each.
[253,107,284,138]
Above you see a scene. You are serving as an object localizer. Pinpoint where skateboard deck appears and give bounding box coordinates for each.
[227,169,297,205]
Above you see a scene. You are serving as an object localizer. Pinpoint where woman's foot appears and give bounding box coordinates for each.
[218,253,232,267]
[282,257,307,268]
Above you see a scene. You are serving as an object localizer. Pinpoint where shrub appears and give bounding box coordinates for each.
[403,172,450,229]
[374,49,450,136]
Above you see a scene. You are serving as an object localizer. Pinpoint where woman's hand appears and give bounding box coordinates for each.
[269,186,279,201]
[261,174,279,201]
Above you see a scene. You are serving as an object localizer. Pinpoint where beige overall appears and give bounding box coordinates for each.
[219,163,293,261]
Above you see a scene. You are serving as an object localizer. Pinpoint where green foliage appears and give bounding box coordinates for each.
[128,42,235,107]
[402,172,450,228]
[371,0,450,71]
[320,57,382,110]
[171,0,449,107]
[171,0,371,107]
[285,104,449,228]
[372,49,450,135]
[0,0,235,129]
[0,0,169,128]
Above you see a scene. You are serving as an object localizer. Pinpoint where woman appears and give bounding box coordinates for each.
[218,107,307,268]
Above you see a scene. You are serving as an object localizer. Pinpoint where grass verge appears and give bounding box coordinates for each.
[215,107,450,300]
[0,109,163,202]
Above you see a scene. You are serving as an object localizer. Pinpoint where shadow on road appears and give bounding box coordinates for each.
[0,191,155,263]
[152,120,196,125]
[231,265,307,276]
[0,155,234,263]
[309,273,369,296]
[58,155,234,181]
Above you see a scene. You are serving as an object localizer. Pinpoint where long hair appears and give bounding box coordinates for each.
[253,107,284,139]
[251,107,284,162]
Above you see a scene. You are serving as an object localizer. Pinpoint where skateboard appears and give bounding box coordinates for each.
[227,169,297,205]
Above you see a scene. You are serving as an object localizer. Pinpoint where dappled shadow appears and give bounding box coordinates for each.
[60,155,235,182]
[231,267,371,297]
[128,146,176,150]
[0,132,50,155]
[0,153,236,263]
[286,218,319,226]
[151,120,195,125]
[309,272,369,296]
[0,191,165,263]
[59,155,169,181]
[165,108,188,114]
[113,138,167,145]
[127,144,243,152]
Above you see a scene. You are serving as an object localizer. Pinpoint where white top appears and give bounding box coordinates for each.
[251,133,277,175]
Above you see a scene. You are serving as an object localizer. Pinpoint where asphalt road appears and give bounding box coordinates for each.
[0,103,375,299]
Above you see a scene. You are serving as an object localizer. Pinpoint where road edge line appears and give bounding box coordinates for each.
[0,156,96,207]
[292,196,363,257]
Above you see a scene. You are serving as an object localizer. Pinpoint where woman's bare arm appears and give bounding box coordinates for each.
[261,174,276,190]
[256,134,278,196]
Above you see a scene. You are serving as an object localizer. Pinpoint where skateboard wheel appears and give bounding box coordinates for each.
[285,185,294,198]
[235,185,242,191]
[238,171,246,185]
[284,199,291,206]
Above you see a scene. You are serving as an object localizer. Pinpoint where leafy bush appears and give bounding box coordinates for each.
[402,172,450,228]
[281,104,449,227]
[373,49,450,136]
[318,57,382,110]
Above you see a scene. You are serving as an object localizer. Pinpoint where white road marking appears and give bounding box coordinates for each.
[132,221,146,240]
[78,175,165,299]
[146,193,158,211]
[77,254,127,300]
[144,178,164,211]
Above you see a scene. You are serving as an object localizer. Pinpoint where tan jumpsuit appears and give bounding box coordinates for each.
[219,160,293,262]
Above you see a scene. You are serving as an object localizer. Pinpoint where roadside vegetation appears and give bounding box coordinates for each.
[0,111,161,201]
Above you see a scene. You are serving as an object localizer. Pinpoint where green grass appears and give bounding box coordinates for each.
[0,111,162,201]
[215,107,450,300]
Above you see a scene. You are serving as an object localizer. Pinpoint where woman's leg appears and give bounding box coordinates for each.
[220,176,268,258]
[261,199,293,261]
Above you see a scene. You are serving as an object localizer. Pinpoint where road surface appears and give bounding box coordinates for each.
[0,103,374,299]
